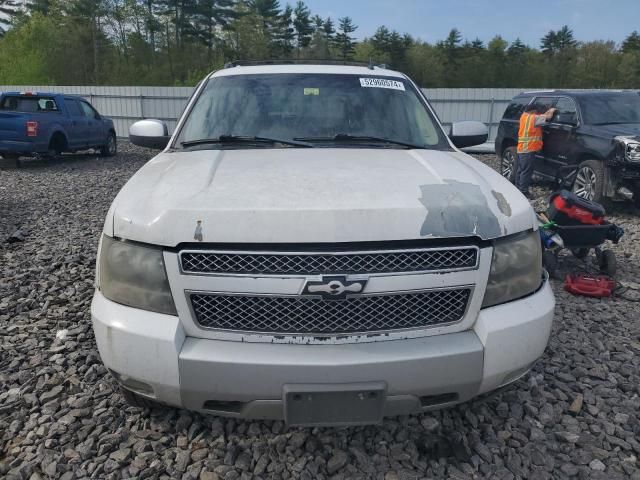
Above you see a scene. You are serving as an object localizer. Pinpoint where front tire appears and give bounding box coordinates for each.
[100,132,117,157]
[572,160,605,204]
[500,146,518,183]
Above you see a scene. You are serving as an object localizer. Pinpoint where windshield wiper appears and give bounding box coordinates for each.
[181,135,313,148]
[295,133,427,149]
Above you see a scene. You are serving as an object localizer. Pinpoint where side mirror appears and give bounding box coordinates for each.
[449,121,488,149]
[129,119,171,150]
[555,112,577,126]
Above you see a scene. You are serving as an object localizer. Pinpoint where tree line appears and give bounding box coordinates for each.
[0,0,639,88]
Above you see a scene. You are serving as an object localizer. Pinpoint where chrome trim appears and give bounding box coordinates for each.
[177,245,481,278]
[184,285,475,337]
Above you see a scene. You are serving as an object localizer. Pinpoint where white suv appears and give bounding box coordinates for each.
[91,62,554,426]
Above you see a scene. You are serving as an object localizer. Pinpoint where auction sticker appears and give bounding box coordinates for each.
[359,78,405,91]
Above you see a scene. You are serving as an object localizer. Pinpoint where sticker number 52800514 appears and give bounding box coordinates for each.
[359,78,406,91]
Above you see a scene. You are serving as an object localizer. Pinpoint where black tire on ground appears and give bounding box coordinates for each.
[119,387,159,409]
[599,249,617,277]
[100,132,117,157]
[572,159,606,204]
[571,248,590,259]
[44,134,66,160]
[542,250,558,278]
[500,146,518,183]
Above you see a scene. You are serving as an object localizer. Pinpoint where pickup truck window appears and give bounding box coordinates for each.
[0,96,60,113]
[80,101,100,119]
[65,99,83,117]
[176,74,448,149]
[503,97,529,120]
[578,94,640,125]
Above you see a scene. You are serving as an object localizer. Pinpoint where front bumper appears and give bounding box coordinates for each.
[91,278,554,423]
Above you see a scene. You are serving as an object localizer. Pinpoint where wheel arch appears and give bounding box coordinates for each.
[48,129,69,151]
[499,138,517,157]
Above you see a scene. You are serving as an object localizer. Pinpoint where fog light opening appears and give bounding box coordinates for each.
[500,361,537,387]
[109,369,155,397]
[203,400,245,414]
[419,392,459,407]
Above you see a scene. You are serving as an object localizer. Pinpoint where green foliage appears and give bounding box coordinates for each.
[0,3,638,87]
[334,16,357,61]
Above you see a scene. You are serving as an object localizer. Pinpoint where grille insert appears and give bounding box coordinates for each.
[189,288,471,335]
[180,248,478,275]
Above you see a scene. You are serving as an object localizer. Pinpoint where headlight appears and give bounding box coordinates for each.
[99,235,177,315]
[626,142,640,162]
[615,136,640,162]
[482,231,542,308]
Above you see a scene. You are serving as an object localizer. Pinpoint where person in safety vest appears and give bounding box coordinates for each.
[516,103,556,198]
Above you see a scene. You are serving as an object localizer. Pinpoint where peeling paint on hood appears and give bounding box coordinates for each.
[419,180,502,239]
[108,148,534,246]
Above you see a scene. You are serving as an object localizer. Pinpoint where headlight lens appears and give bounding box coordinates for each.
[99,235,177,315]
[482,231,542,308]
[626,141,640,162]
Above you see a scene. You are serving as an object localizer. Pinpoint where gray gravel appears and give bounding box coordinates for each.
[1,147,640,480]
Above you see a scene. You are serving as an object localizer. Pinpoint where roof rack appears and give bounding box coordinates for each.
[223,59,391,70]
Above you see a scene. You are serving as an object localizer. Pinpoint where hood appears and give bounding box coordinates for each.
[592,123,640,138]
[107,148,535,246]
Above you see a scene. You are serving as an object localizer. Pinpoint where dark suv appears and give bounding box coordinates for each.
[495,90,640,204]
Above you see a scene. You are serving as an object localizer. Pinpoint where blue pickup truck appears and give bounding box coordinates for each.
[0,92,117,163]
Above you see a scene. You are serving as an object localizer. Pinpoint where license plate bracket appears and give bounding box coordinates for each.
[283,382,386,427]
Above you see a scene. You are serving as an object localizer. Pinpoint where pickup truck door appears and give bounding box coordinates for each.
[79,100,103,147]
[542,97,580,180]
[64,98,88,149]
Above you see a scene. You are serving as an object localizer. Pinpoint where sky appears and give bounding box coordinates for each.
[303,0,639,47]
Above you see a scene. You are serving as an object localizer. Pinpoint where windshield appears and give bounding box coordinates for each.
[175,74,448,149]
[579,94,640,125]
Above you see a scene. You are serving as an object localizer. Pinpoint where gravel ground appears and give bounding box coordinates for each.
[1,146,640,480]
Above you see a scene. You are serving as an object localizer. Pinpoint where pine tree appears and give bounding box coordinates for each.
[24,0,52,14]
[292,1,312,56]
[622,31,640,54]
[507,38,526,57]
[191,0,236,60]
[322,16,334,41]
[334,16,357,61]
[271,3,293,57]
[0,0,18,35]
[541,25,576,55]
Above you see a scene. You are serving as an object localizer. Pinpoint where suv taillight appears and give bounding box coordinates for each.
[26,121,38,137]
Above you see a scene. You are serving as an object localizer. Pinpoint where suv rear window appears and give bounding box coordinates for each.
[0,96,60,113]
[503,97,529,120]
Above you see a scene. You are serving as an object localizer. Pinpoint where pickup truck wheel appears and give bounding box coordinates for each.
[100,133,117,157]
[120,387,160,409]
[572,160,605,203]
[500,146,517,183]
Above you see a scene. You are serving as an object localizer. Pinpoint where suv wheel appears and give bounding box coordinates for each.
[500,146,517,183]
[100,133,117,157]
[572,160,605,203]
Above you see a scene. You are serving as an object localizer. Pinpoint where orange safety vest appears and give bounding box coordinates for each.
[517,112,543,153]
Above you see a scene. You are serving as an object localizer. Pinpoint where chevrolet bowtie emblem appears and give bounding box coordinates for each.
[302,276,367,300]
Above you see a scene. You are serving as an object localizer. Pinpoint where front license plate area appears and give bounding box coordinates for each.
[283,383,386,427]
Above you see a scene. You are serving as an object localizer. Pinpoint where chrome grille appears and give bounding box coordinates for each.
[189,288,471,335]
[180,247,478,275]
